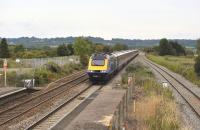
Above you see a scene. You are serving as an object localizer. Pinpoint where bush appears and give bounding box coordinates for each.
[62,63,83,74]
[194,56,200,76]
[34,68,54,85]
[125,63,142,73]
[45,62,61,73]
[80,55,89,67]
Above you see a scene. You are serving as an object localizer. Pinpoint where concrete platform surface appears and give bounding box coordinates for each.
[0,87,26,98]
[62,85,126,130]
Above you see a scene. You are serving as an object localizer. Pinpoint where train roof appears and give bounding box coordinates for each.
[111,50,137,57]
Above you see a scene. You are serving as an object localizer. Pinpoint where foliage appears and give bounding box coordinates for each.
[73,37,93,56]
[34,68,53,85]
[73,37,93,66]
[196,39,200,54]
[44,47,57,57]
[103,45,113,53]
[159,38,175,56]
[16,50,48,58]
[185,48,194,56]
[45,62,61,73]
[125,63,179,130]
[57,44,70,56]
[62,63,83,74]
[80,54,89,66]
[5,37,196,48]
[94,43,104,53]
[0,38,10,58]
[113,43,128,51]
[158,38,186,56]
[67,44,74,55]
[194,56,200,76]
[14,44,25,53]
[169,40,186,56]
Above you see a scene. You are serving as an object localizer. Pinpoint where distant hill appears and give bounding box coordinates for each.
[0,36,197,48]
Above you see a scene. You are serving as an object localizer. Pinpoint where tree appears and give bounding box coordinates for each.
[169,41,186,56]
[73,37,93,66]
[113,43,128,51]
[159,38,175,56]
[73,37,93,56]
[194,56,200,76]
[196,39,200,54]
[67,44,74,55]
[14,44,25,53]
[103,45,113,53]
[57,44,69,56]
[94,44,104,53]
[0,38,10,58]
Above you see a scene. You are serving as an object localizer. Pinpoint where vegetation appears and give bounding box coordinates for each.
[0,62,83,87]
[73,37,93,66]
[57,44,70,56]
[113,43,128,51]
[194,56,200,76]
[0,38,10,58]
[194,39,200,76]
[159,38,185,56]
[4,37,196,48]
[124,63,180,130]
[196,39,200,54]
[147,54,200,86]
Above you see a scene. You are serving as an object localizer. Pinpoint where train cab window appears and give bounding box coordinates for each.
[92,60,105,66]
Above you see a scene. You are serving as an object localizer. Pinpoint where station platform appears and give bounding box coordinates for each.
[0,87,26,98]
[52,76,133,130]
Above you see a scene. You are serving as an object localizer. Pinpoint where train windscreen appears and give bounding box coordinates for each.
[92,60,105,66]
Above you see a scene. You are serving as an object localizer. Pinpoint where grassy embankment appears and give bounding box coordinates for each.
[0,62,83,87]
[147,54,200,86]
[122,63,180,130]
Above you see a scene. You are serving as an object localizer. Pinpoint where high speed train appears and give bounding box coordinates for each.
[87,50,138,81]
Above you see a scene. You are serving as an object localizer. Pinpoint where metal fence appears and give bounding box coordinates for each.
[19,56,79,68]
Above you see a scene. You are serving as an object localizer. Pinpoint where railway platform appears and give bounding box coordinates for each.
[52,77,134,130]
[0,87,26,98]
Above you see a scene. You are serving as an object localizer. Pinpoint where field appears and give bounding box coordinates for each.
[147,54,200,87]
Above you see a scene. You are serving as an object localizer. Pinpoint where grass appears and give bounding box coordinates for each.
[0,62,83,87]
[147,54,200,87]
[124,63,180,130]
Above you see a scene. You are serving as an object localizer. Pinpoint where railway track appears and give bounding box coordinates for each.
[0,88,37,106]
[143,57,200,118]
[0,71,89,129]
[26,83,96,130]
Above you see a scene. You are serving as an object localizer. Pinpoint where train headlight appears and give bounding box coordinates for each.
[88,70,94,72]
[101,70,107,73]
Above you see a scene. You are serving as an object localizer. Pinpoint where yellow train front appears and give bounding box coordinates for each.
[87,50,139,82]
[87,53,117,81]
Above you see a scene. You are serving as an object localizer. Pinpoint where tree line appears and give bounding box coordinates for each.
[0,37,128,65]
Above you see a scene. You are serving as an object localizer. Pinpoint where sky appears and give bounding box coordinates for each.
[0,0,200,39]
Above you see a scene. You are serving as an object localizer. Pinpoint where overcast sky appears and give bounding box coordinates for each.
[0,0,200,39]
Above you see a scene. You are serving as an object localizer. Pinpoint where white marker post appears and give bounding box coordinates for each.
[3,59,8,87]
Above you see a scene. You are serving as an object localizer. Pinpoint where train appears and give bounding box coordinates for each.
[87,50,139,81]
